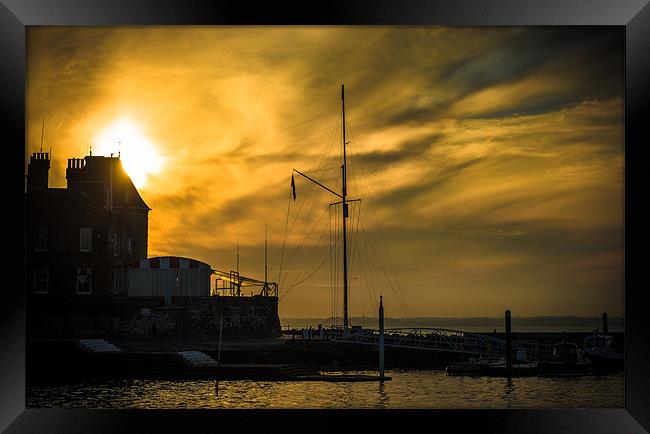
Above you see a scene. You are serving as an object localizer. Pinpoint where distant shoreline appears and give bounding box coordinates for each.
[279,316,624,332]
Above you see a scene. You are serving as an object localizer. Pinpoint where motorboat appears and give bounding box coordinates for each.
[583,332,624,371]
[538,341,590,376]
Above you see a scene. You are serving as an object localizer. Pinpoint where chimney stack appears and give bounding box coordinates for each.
[66,158,86,187]
[26,152,50,193]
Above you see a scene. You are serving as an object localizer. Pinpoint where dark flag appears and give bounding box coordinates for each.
[291,173,296,200]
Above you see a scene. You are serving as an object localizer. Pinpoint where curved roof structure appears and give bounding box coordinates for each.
[131,256,210,270]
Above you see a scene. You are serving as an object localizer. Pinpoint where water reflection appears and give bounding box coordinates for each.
[27,370,624,409]
[377,381,390,408]
[504,378,515,396]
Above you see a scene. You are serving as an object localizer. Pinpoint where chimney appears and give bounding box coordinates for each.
[26,152,50,193]
[66,157,86,188]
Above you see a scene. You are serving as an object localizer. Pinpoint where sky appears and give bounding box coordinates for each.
[26,26,624,319]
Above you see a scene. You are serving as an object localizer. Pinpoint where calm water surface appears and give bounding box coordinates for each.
[27,370,623,409]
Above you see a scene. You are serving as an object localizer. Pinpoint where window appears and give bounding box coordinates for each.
[76,267,92,294]
[34,228,47,251]
[80,228,92,252]
[111,233,120,257]
[112,269,121,294]
[33,267,48,294]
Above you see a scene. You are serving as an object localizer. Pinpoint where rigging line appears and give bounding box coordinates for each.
[280,255,330,299]
[348,130,410,318]
[322,112,341,173]
[284,116,337,254]
[334,201,339,327]
[283,212,331,291]
[360,220,410,318]
[330,206,334,328]
[278,107,339,292]
[357,222,378,311]
[285,175,317,246]
[351,223,375,316]
[346,202,361,298]
[277,187,293,289]
[282,205,330,279]
[150,213,178,256]
[351,202,361,296]
[281,180,320,283]
[357,236,378,315]
[345,132,382,314]
[331,204,336,327]
[347,133,410,318]
[281,223,334,299]
[283,125,336,276]
[328,207,344,327]
[363,220,409,317]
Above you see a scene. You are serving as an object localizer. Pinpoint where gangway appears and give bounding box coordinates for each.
[321,327,553,360]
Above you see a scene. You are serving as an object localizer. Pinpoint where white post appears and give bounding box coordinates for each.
[217,314,224,367]
[215,314,224,397]
[379,295,385,380]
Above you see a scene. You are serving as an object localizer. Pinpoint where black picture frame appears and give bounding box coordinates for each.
[2,0,649,432]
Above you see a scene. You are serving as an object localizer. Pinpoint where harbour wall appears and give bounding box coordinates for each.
[28,295,281,339]
[116,295,281,339]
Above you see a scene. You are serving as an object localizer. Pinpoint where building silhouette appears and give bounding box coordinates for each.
[26,152,149,333]
[25,152,280,339]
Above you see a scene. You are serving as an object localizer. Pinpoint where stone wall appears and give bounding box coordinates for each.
[114,295,281,339]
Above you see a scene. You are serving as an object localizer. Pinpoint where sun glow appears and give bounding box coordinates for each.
[94,118,164,189]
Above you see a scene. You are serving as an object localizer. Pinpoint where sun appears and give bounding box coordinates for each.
[93,118,164,189]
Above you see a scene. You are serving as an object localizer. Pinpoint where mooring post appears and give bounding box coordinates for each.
[602,312,608,334]
[215,314,224,397]
[379,295,385,380]
[505,309,512,370]
[217,314,224,367]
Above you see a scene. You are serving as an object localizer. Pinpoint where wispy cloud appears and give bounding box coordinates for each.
[27,27,623,317]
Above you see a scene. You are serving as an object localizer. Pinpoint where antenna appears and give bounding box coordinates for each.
[40,115,45,153]
[237,240,239,274]
[265,222,268,285]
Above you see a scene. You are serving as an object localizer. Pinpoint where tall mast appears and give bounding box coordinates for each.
[341,84,350,337]
[290,85,354,335]
[264,222,268,285]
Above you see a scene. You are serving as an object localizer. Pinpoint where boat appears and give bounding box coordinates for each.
[288,84,365,339]
[582,332,624,371]
[445,356,505,376]
[446,355,538,377]
[537,341,591,376]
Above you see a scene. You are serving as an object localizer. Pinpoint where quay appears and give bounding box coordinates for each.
[27,328,620,384]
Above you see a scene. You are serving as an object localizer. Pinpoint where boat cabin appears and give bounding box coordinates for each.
[551,341,580,363]
[583,334,614,352]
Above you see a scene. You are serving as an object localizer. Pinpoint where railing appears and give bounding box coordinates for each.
[319,327,553,360]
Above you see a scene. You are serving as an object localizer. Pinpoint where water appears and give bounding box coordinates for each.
[27,370,623,409]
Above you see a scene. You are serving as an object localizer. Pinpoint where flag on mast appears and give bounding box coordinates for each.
[291,173,296,200]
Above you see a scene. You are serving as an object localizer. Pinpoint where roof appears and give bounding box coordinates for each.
[130,256,211,270]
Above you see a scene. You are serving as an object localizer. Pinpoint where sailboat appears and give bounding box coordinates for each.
[291,84,358,339]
